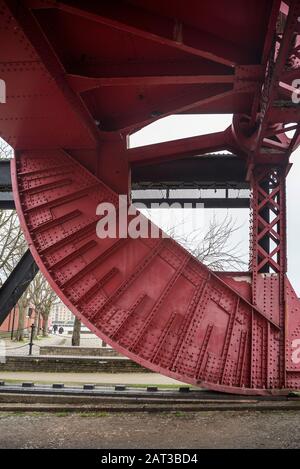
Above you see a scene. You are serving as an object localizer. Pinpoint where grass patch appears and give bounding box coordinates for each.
[0,411,30,417]
[0,411,69,418]
[173,411,188,417]
[55,411,70,417]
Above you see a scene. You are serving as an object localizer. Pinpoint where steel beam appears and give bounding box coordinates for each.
[0,159,11,190]
[39,0,256,66]
[0,194,14,210]
[68,59,233,80]
[4,0,100,148]
[2,157,249,209]
[68,74,235,91]
[250,165,287,276]
[254,1,300,156]
[121,89,239,134]
[129,129,236,165]
[0,250,38,325]
[131,154,248,189]
[0,160,14,209]
[133,198,249,209]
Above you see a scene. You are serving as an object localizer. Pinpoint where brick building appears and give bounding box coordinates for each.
[0,305,38,335]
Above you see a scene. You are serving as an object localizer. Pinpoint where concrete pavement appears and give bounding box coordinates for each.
[2,334,65,356]
[0,371,184,386]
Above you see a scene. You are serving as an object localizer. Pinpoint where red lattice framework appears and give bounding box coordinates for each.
[250,166,287,277]
[1,0,300,394]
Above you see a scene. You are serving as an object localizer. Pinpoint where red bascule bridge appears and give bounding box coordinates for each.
[0,0,300,395]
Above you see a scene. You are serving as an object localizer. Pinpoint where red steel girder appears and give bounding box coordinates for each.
[27,0,258,66]
[250,165,287,277]
[128,127,238,166]
[12,150,291,395]
[254,1,300,154]
[233,1,300,165]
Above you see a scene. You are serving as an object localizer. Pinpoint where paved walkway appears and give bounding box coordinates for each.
[1,335,65,356]
[1,333,109,356]
[1,334,184,387]
[62,334,103,348]
[0,371,184,386]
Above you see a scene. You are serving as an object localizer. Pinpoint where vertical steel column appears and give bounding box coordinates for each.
[250,164,287,387]
[250,165,287,279]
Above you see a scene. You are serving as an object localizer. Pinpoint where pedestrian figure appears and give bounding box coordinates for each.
[53,324,58,334]
[58,326,64,335]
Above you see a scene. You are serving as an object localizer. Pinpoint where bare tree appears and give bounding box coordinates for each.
[0,137,12,159]
[0,139,26,282]
[0,211,27,284]
[28,272,57,337]
[167,213,247,271]
[0,176,29,341]
[14,292,29,341]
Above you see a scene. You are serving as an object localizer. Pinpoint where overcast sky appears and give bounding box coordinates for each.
[130,115,300,296]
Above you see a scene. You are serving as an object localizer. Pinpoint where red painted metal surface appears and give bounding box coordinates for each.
[10,151,284,394]
[1,0,300,394]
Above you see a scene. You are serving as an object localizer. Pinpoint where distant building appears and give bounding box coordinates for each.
[50,301,73,325]
[49,300,110,348]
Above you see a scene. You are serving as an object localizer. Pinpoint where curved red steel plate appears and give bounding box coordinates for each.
[2,0,300,396]
[12,150,299,396]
